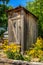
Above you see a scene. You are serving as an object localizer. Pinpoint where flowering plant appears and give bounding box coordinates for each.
[25,37,43,62]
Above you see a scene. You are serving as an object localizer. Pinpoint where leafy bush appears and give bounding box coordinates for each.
[1,41,24,60]
[6,50,24,60]
[0,40,24,60]
[0,37,43,62]
[40,56,43,62]
[25,37,43,62]
[5,44,20,52]
[0,39,8,49]
[24,55,31,61]
[6,50,15,59]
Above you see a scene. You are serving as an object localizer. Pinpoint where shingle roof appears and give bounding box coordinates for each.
[6,6,38,19]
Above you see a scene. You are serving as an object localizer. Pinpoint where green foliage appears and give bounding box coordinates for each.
[24,55,31,61]
[6,50,24,60]
[26,0,43,37]
[0,4,13,28]
[14,52,24,60]
[6,50,31,61]
[0,2,13,36]
[25,37,43,62]
[6,51,15,59]
[0,0,9,5]
[0,5,8,36]
[40,56,43,62]
[0,5,8,27]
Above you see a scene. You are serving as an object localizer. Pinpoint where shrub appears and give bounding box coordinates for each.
[2,41,24,60]
[6,50,24,60]
[25,37,43,62]
[6,50,15,59]
[0,39,8,49]
[0,37,43,62]
[3,43,20,52]
[0,40,24,60]
[24,55,31,61]
[40,56,43,62]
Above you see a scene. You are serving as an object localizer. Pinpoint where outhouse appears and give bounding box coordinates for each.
[7,6,38,52]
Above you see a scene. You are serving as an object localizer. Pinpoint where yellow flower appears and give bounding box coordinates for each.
[29,49,35,55]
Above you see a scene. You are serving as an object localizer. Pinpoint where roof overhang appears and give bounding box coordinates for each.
[6,6,38,19]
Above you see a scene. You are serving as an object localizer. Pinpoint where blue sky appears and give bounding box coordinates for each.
[8,0,33,8]
[0,0,33,8]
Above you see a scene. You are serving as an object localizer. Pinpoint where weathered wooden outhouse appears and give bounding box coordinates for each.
[7,6,38,52]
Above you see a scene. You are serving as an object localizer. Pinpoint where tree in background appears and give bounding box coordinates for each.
[0,0,13,36]
[26,0,43,38]
[0,0,9,5]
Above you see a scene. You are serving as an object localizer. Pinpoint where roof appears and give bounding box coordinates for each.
[6,6,38,19]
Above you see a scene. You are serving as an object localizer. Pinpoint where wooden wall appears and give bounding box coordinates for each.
[8,9,38,52]
[8,12,21,43]
[24,12,38,51]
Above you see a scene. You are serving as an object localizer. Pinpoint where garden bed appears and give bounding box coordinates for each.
[0,37,43,62]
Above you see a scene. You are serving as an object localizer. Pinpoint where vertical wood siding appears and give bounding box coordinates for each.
[8,9,38,52]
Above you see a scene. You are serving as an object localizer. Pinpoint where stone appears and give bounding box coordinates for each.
[0,58,43,65]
